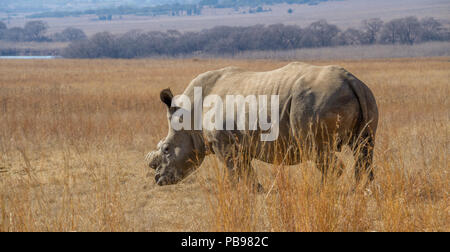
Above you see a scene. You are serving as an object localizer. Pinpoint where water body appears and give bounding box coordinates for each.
[0,56,60,59]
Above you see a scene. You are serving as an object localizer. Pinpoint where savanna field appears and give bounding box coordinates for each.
[0,58,448,231]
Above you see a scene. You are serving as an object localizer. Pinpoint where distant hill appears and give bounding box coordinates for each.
[1,0,329,14]
[0,1,200,13]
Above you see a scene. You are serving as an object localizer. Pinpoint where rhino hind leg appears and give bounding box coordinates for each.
[351,133,375,183]
[310,130,346,184]
[315,148,345,184]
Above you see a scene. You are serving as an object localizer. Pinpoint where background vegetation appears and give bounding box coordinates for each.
[0,21,86,43]
[59,16,449,58]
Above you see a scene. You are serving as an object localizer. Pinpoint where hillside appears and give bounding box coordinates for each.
[1,0,327,13]
[1,0,448,35]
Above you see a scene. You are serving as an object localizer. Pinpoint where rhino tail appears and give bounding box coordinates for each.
[345,73,379,182]
[345,73,378,142]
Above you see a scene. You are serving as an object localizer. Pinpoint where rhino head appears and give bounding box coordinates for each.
[147,88,206,186]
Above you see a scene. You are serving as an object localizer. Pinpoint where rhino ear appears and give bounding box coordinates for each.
[160,88,173,108]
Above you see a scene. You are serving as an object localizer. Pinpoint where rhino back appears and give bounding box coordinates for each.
[181,62,370,163]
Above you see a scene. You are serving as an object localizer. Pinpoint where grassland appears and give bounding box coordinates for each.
[0,41,69,56]
[230,42,450,60]
[0,57,448,231]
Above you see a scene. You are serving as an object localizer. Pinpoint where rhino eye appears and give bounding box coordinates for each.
[162,145,170,155]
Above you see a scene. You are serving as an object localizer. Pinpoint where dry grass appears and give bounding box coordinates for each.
[0,41,68,56]
[0,57,448,232]
[231,42,450,60]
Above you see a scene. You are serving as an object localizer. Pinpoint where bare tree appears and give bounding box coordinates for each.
[0,21,6,31]
[398,16,422,44]
[116,30,151,58]
[62,40,92,58]
[259,24,302,50]
[381,17,423,45]
[60,27,87,41]
[3,27,25,41]
[63,16,450,59]
[89,32,119,58]
[307,20,340,47]
[24,21,48,41]
[420,17,442,41]
[0,21,6,40]
[381,18,402,44]
[337,28,364,45]
[362,18,383,44]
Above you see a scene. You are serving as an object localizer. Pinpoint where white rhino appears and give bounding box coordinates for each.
[147,62,378,189]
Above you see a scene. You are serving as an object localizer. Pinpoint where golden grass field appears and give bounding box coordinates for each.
[0,57,448,232]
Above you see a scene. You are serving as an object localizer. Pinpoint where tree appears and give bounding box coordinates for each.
[381,17,423,45]
[116,30,150,58]
[299,28,317,48]
[0,21,6,40]
[90,32,119,58]
[398,16,422,44]
[362,18,383,44]
[0,21,6,31]
[264,24,303,50]
[62,40,91,58]
[306,20,340,47]
[380,18,402,44]
[60,27,87,41]
[287,8,293,14]
[24,21,48,41]
[420,17,442,41]
[3,27,25,41]
[337,28,364,45]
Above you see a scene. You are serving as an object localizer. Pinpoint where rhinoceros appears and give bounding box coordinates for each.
[147,62,378,188]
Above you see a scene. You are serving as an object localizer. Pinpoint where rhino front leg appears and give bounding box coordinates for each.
[233,152,264,193]
[212,142,263,193]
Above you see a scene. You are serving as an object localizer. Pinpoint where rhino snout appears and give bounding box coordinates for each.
[146,150,162,170]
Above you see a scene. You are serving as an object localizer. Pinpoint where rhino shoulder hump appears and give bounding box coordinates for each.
[327,65,350,76]
[286,61,309,66]
[220,66,242,72]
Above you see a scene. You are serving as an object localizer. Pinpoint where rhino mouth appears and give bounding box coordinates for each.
[155,164,195,186]
[155,173,178,186]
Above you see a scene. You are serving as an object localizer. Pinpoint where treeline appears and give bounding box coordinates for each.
[27,4,203,19]
[199,0,327,8]
[0,21,86,42]
[63,16,449,58]
[26,0,327,19]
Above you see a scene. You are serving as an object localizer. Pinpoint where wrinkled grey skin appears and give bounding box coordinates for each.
[147,62,378,187]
